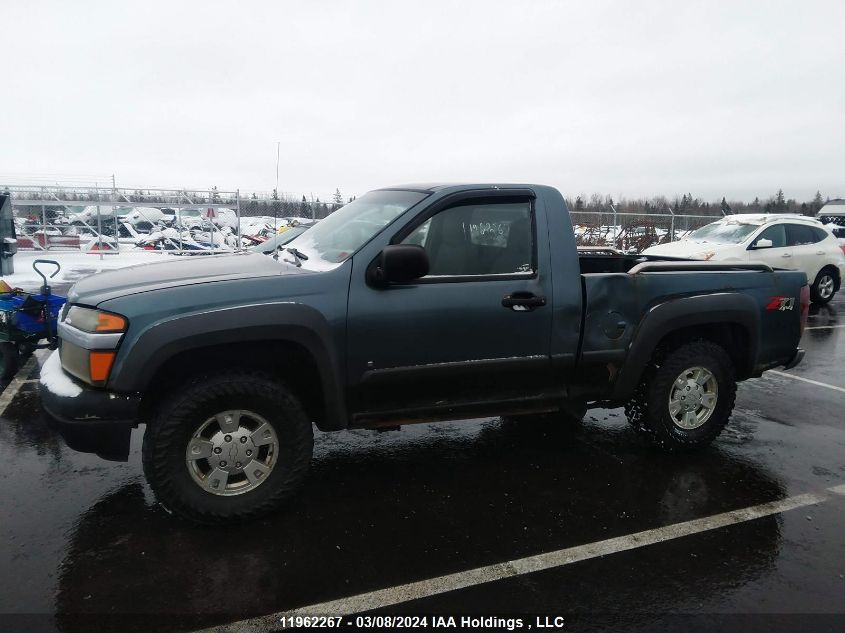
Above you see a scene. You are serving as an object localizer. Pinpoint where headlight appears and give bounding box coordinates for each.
[61,306,127,386]
[65,306,127,333]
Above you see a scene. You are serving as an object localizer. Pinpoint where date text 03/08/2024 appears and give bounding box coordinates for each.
[277,615,567,629]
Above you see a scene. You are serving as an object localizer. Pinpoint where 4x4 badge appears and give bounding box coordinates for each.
[766,296,795,311]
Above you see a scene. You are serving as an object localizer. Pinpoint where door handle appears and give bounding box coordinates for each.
[816,250,825,255]
[502,292,546,311]
[781,253,792,258]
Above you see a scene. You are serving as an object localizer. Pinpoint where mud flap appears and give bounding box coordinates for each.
[46,416,132,462]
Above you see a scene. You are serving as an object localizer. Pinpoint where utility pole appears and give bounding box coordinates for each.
[40,186,49,252]
[209,189,215,253]
[274,141,280,239]
[236,189,242,251]
[112,174,119,252]
[275,142,280,196]
[610,203,618,248]
[95,183,103,261]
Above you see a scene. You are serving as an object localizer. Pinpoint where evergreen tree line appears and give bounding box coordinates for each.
[567,189,831,217]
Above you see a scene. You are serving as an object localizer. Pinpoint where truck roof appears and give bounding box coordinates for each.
[376,183,538,193]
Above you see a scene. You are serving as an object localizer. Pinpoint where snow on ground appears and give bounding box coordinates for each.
[2,249,175,292]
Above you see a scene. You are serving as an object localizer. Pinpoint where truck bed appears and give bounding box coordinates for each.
[573,251,806,400]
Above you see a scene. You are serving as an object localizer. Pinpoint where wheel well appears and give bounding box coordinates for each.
[651,322,751,379]
[140,340,327,428]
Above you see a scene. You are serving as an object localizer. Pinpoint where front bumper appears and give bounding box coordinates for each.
[783,347,805,370]
[39,351,141,461]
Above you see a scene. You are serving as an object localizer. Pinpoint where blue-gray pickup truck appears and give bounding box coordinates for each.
[40,184,808,523]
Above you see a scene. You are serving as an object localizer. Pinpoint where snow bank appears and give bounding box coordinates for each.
[39,350,82,397]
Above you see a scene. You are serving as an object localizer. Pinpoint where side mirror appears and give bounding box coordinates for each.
[369,244,429,285]
[752,238,773,249]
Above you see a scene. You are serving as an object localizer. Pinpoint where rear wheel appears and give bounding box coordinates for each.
[810,268,837,304]
[142,370,313,524]
[625,340,736,452]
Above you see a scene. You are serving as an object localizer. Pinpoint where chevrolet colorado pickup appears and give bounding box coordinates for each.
[40,184,808,523]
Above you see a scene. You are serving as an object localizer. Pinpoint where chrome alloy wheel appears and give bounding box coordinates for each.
[668,366,718,430]
[818,274,835,300]
[185,410,279,496]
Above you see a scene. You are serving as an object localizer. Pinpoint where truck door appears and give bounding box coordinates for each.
[345,192,554,416]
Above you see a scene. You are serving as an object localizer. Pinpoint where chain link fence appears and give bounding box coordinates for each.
[3,184,728,257]
[570,209,723,253]
[2,185,344,254]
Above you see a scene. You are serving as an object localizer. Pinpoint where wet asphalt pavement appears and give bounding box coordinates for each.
[2,295,845,632]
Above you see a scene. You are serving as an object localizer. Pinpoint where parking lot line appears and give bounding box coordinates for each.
[768,370,845,394]
[804,324,845,330]
[0,356,39,418]
[199,490,832,632]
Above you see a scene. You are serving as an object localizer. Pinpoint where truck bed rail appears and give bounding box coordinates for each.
[577,245,625,256]
[627,260,773,274]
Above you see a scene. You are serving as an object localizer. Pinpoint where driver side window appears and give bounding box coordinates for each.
[402,199,534,277]
[752,224,786,248]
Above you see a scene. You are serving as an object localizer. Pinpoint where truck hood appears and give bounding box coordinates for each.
[642,240,738,258]
[68,252,307,306]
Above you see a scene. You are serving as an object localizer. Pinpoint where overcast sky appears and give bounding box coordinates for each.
[2,0,843,202]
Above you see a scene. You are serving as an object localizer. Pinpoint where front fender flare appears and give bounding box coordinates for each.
[108,302,346,429]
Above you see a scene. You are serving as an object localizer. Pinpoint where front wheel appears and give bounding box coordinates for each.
[142,370,313,524]
[626,340,736,452]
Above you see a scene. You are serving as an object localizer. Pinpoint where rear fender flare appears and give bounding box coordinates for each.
[611,293,759,401]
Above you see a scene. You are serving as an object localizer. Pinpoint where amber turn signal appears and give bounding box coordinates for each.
[89,351,116,383]
[95,313,127,333]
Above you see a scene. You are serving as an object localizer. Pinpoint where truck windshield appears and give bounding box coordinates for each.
[284,190,428,270]
[688,221,761,244]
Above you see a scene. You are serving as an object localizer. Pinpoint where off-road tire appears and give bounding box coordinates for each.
[0,343,19,381]
[810,267,837,304]
[142,370,313,524]
[625,340,736,452]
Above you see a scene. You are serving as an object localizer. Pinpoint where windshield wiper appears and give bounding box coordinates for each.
[281,246,309,267]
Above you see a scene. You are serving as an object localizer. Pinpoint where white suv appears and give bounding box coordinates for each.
[643,214,845,303]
